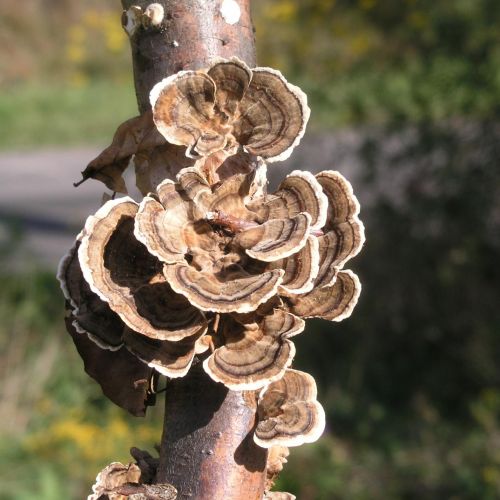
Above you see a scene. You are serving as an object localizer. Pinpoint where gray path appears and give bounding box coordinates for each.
[0,147,103,270]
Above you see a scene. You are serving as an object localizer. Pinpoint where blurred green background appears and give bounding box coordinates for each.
[1,1,500,499]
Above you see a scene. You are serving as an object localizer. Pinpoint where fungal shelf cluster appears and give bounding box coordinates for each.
[59,58,365,500]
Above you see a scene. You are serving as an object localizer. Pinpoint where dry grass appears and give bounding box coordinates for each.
[0,327,59,435]
[0,0,124,86]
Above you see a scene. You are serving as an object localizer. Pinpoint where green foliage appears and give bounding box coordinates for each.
[0,80,136,150]
[2,0,500,148]
[254,0,500,125]
[277,404,500,500]
[280,120,500,498]
[0,271,162,500]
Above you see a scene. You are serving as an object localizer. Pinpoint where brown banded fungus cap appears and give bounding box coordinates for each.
[254,369,326,448]
[59,230,204,378]
[78,197,207,341]
[134,167,305,314]
[265,445,290,491]
[58,231,208,413]
[150,57,310,162]
[58,232,125,351]
[192,149,266,188]
[264,493,296,500]
[283,171,365,321]
[203,309,305,390]
[88,461,177,500]
[135,163,336,313]
[88,462,142,500]
[123,327,204,379]
[244,168,364,321]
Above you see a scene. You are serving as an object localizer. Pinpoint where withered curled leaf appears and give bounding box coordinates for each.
[66,314,153,417]
[76,110,193,196]
[76,112,164,194]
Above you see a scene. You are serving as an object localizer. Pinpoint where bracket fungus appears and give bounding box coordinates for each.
[134,167,292,314]
[58,232,125,351]
[123,327,204,379]
[61,58,366,489]
[78,197,207,341]
[265,445,290,491]
[254,369,326,448]
[122,3,165,38]
[203,309,304,390]
[150,57,310,161]
[88,461,141,500]
[264,493,296,500]
[89,461,177,500]
[58,235,203,414]
[75,58,310,195]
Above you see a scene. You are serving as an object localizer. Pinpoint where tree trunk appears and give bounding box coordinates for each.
[122,0,256,113]
[158,362,267,499]
[120,1,267,498]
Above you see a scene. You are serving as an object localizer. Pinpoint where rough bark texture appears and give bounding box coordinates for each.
[121,0,256,113]
[159,362,267,499]
[121,1,267,498]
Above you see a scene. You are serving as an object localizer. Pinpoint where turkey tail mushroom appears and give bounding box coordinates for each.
[254,369,325,448]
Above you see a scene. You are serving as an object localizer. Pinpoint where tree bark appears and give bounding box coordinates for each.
[158,362,267,499]
[121,0,256,113]
[120,1,267,498]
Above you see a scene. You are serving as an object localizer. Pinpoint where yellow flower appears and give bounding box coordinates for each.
[359,0,376,10]
[68,71,89,88]
[66,45,85,64]
[482,466,500,485]
[267,1,297,21]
